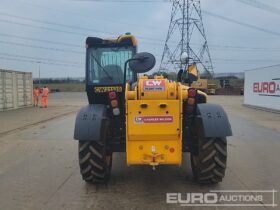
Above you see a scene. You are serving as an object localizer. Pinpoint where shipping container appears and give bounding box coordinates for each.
[244,65,280,111]
[0,69,33,111]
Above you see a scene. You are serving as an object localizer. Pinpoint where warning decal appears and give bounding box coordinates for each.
[142,80,166,92]
[134,116,173,124]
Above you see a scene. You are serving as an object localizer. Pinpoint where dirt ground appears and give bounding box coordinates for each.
[0,93,279,210]
[0,92,87,136]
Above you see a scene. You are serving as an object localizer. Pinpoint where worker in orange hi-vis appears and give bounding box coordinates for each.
[41,86,49,108]
[33,86,40,107]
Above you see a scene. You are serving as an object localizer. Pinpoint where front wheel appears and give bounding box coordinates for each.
[191,137,227,184]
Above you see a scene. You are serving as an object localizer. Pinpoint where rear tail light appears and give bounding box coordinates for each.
[188,88,197,97]
[187,88,197,114]
[108,91,120,116]
[187,98,195,106]
[109,91,117,100]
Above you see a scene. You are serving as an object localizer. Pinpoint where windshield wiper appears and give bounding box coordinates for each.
[91,54,113,80]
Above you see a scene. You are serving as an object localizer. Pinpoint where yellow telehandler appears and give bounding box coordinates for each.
[74,34,232,184]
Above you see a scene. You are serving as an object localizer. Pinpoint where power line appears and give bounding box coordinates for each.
[155,52,280,63]
[0,53,83,65]
[0,56,83,68]
[242,63,280,71]
[214,58,280,62]
[0,40,84,55]
[1,33,279,65]
[17,0,165,30]
[213,61,280,65]
[141,38,280,51]
[202,10,280,37]
[0,29,164,52]
[0,16,165,44]
[0,33,83,48]
[19,0,280,42]
[0,51,276,68]
[2,9,280,47]
[72,0,167,2]
[69,0,280,38]
[0,19,90,37]
[0,12,112,35]
[208,43,280,51]
[1,5,280,69]
[0,36,278,64]
[19,0,280,41]
[210,48,280,52]
[235,0,280,16]
[1,30,279,52]
[9,0,280,43]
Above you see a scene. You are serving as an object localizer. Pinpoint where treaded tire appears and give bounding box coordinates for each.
[78,120,112,183]
[191,137,227,184]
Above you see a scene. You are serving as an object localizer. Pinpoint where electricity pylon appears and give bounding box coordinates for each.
[160,0,214,78]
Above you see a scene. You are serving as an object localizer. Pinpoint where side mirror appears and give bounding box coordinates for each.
[180,52,189,64]
[128,52,156,74]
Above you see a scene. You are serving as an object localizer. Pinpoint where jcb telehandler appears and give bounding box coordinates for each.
[74,34,232,184]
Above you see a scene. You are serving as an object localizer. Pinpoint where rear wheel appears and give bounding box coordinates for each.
[78,120,112,183]
[191,137,227,184]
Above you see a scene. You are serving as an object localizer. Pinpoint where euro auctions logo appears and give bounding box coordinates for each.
[166,190,278,207]
[253,78,280,97]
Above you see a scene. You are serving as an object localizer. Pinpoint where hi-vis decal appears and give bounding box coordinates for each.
[143,80,166,92]
[134,116,173,124]
[94,86,122,93]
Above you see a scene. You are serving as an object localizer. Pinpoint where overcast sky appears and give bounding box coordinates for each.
[0,0,280,78]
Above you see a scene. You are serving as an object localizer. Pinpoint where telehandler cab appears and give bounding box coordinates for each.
[74,34,232,184]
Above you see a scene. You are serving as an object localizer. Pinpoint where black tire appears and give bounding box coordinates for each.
[78,120,112,183]
[191,137,227,184]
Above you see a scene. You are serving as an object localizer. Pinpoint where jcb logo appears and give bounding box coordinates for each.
[143,80,165,92]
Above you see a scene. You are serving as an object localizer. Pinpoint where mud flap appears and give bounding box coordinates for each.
[74,104,108,141]
[196,103,232,137]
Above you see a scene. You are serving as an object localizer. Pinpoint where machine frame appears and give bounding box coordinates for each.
[74,34,232,184]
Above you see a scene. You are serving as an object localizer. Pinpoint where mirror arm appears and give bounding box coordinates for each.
[123,58,140,89]
[123,59,129,91]
[123,58,139,107]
